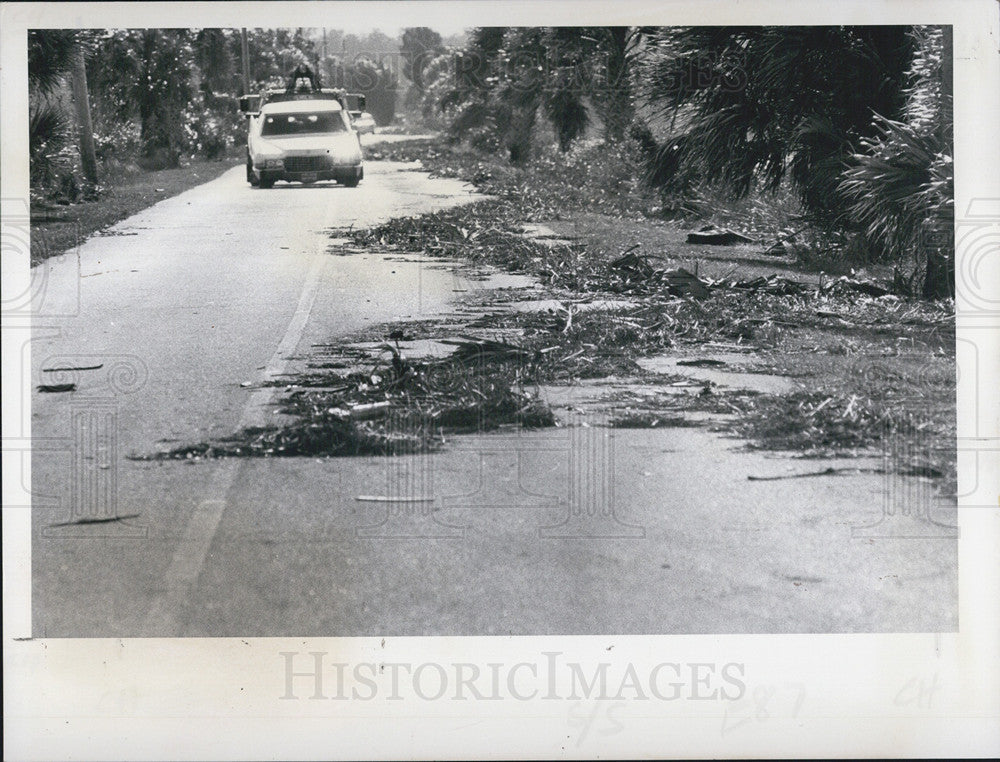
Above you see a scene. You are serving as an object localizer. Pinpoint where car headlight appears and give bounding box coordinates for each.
[329,148,361,164]
[264,159,284,169]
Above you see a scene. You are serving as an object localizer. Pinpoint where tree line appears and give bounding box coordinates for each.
[411,26,953,297]
[28,28,401,188]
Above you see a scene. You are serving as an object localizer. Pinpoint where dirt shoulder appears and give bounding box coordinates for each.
[30,157,242,267]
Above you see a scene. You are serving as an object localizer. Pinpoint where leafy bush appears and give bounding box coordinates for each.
[29,103,71,188]
[92,122,142,164]
[182,95,242,160]
[632,26,914,226]
[839,26,953,297]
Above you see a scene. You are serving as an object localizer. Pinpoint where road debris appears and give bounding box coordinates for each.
[345,401,392,420]
[37,384,77,393]
[47,512,141,527]
[686,226,754,245]
[139,329,555,460]
[609,412,699,428]
[42,364,103,373]
[676,358,728,368]
[747,467,883,481]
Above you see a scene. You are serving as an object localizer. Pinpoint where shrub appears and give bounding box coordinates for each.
[29,103,71,188]
[839,26,953,297]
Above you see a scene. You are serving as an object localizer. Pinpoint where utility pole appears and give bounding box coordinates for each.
[240,28,251,94]
[70,44,98,185]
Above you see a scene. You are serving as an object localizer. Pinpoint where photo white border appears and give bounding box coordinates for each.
[3,1,998,759]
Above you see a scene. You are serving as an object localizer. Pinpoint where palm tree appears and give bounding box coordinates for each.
[28,29,78,97]
[89,30,196,168]
[633,27,914,226]
[28,30,99,186]
[441,27,635,162]
[839,26,953,297]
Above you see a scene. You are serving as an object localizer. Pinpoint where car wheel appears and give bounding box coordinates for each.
[341,168,363,188]
[247,157,260,187]
[259,175,275,189]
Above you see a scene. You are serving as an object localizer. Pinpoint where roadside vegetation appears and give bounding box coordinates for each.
[409,25,953,297]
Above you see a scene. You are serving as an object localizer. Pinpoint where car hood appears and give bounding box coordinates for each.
[257,133,360,155]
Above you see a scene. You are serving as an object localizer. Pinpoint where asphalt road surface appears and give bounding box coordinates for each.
[28,156,957,637]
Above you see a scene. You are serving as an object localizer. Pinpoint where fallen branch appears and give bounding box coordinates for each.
[747,467,885,481]
[48,512,142,527]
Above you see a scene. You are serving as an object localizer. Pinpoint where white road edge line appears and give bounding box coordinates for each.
[141,253,327,636]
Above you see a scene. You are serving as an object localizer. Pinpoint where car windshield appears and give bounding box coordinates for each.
[261,111,347,136]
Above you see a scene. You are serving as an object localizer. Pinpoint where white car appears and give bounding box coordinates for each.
[246,99,363,188]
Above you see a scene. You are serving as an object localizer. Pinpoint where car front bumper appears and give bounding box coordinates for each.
[254,159,363,183]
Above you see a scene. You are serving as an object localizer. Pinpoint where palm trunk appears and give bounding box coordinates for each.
[603,27,633,142]
[922,25,954,299]
[70,46,99,185]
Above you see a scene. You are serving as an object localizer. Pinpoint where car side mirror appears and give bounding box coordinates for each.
[239,95,261,115]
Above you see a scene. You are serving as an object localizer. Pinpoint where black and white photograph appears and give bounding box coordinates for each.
[3,1,998,759]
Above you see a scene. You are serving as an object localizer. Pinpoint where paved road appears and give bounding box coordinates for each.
[27,159,957,637]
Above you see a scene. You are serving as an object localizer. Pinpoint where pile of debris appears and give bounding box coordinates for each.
[607,248,894,301]
[607,250,711,298]
[142,337,555,460]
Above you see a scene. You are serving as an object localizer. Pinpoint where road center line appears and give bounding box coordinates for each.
[141,252,327,636]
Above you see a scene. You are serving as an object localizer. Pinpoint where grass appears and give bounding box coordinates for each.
[30,156,242,266]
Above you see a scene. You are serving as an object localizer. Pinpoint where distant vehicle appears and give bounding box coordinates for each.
[350,111,376,135]
[241,65,365,188]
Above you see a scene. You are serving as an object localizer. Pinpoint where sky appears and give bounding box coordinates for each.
[293,5,474,37]
[336,22,470,37]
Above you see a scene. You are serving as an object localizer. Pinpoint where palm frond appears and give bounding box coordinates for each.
[28,29,78,97]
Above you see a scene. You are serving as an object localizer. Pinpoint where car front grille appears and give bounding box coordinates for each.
[283,155,332,172]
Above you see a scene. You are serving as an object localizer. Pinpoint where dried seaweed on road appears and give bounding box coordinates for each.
[47,512,142,527]
[42,364,104,372]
